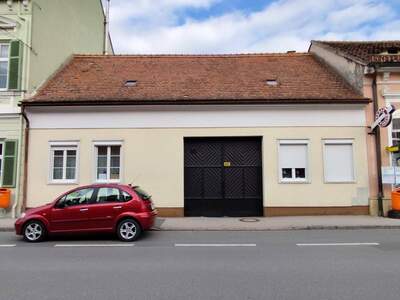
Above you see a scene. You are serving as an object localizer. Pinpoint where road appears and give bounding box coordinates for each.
[0,229,400,300]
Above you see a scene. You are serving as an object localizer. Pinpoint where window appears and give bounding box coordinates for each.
[279,140,308,182]
[0,43,9,89]
[56,188,94,208]
[323,140,355,183]
[121,190,133,202]
[1,140,17,187]
[95,143,121,182]
[0,142,3,183]
[392,118,400,146]
[95,187,121,203]
[49,142,78,183]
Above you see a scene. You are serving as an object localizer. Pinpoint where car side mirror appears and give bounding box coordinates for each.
[55,201,65,209]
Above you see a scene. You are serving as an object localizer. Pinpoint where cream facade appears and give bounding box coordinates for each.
[25,105,369,216]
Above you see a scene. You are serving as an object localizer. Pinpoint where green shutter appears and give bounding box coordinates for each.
[2,140,18,187]
[8,40,22,90]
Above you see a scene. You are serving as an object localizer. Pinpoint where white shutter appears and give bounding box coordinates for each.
[324,141,354,182]
[279,144,307,169]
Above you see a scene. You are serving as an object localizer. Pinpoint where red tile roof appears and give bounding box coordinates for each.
[25,53,367,105]
[312,40,400,64]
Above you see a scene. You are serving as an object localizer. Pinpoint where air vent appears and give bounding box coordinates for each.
[387,47,399,55]
[124,80,137,87]
[266,79,278,86]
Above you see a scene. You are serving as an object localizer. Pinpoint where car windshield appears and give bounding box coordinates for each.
[133,186,151,200]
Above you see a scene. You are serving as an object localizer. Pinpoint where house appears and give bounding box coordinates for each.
[309,41,400,216]
[0,0,112,217]
[21,53,371,217]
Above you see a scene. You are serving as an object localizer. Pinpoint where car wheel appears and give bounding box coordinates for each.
[117,219,142,242]
[23,220,46,243]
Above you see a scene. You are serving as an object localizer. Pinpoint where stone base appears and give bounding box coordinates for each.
[369,198,391,216]
[265,206,369,216]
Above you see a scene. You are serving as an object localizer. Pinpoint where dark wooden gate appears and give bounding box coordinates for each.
[184,137,263,217]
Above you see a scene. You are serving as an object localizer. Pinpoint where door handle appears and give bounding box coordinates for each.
[113,206,122,209]
[80,208,89,212]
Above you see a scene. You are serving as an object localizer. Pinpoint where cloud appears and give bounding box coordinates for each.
[107,0,399,54]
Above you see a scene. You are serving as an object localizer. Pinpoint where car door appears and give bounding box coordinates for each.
[49,188,95,232]
[86,187,128,230]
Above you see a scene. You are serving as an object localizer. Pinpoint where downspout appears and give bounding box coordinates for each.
[11,111,24,218]
[103,0,110,55]
[372,74,384,216]
[20,105,30,212]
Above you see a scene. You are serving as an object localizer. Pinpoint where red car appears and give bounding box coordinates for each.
[15,184,157,242]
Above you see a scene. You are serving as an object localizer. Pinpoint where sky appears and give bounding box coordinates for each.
[105,0,400,54]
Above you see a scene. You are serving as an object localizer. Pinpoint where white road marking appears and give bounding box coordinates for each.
[296,242,380,247]
[54,243,135,247]
[0,244,16,247]
[174,243,256,247]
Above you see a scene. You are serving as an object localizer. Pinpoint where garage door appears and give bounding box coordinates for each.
[184,137,263,217]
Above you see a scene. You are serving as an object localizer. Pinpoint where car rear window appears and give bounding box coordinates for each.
[133,186,151,200]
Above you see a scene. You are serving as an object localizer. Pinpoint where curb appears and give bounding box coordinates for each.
[1,225,400,233]
[150,225,400,231]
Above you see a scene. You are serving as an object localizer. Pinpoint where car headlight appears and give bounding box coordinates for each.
[19,212,26,219]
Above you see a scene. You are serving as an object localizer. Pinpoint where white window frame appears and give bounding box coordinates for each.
[0,42,9,91]
[322,139,355,184]
[0,140,4,184]
[278,139,310,183]
[48,141,79,184]
[93,140,123,183]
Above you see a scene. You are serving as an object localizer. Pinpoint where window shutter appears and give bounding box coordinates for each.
[2,140,18,187]
[324,142,354,182]
[8,40,22,90]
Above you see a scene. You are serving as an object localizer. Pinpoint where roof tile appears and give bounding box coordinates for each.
[26,53,366,105]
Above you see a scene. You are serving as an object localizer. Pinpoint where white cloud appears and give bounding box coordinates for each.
[107,0,399,54]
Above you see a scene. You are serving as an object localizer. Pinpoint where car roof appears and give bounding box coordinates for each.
[75,183,130,189]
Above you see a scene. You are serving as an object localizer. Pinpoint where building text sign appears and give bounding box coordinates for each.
[382,167,400,184]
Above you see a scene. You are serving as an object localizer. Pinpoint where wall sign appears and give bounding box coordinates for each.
[371,104,395,131]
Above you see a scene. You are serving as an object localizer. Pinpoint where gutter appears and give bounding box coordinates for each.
[371,73,384,217]
[20,105,30,213]
[20,98,371,107]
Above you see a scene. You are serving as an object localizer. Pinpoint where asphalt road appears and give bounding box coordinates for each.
[0,229,400,300]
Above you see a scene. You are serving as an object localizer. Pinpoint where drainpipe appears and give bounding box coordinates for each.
[20,105,30,212]
[11,111,23,218]
[372,74,384,216]
[103,0,110,55]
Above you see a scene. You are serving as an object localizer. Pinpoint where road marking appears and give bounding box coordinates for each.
[0,244,16,247]
[296,242,380,247]
[54,243,135,247]
[174,243,256,247]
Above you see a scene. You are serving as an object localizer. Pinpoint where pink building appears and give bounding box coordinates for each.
[310,41,400,216]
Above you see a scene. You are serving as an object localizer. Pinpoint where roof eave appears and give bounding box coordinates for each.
[21,98,371,107]
[310,41,369,66]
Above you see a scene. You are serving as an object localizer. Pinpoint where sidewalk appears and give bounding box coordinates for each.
[153,215,400,231]
[1,216,400,232]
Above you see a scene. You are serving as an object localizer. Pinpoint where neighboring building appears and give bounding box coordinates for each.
[310,41,400,216]
[22,53,370,217]
[0,0,112,217]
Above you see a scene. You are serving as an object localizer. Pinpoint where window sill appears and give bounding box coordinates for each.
[95,180,121,184]
[48,181,79,185]
[279,179,310,184]
[324,181,357,184]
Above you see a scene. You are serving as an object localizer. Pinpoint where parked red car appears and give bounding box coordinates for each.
[15,184,157,242]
